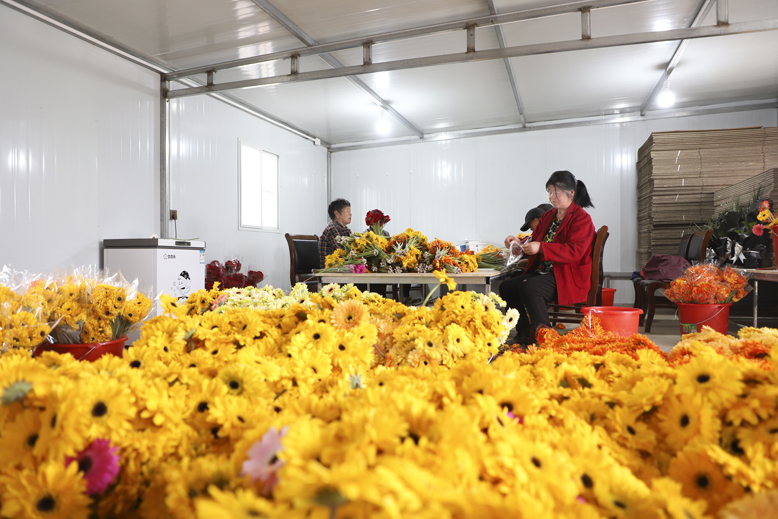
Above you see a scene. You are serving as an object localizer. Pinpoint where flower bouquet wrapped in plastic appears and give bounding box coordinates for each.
[663,263,749,304]
[205,258,264,289]
[0,266,59,355]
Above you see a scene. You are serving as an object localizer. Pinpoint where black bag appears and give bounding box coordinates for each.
[640,254,691,282]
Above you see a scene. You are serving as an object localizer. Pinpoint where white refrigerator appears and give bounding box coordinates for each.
[103,239,206,342]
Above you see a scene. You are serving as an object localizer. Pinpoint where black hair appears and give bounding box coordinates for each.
[327,198,351,221]
[545,170,594,209]
[179,271,190,280]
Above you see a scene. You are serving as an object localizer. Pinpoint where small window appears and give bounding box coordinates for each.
[239,142,279,230]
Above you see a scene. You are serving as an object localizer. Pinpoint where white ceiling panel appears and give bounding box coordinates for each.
[509,42,680,121]
[20,0,303,69]
[354,60,522,133]
[232,77,419,143]
[668,31,778,108]
[267,0,488,42]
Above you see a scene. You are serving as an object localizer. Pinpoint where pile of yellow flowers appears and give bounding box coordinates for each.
[1,284,778,519]
[0,267,153,353]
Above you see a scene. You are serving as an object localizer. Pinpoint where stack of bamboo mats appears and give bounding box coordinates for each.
[637,127,778,266]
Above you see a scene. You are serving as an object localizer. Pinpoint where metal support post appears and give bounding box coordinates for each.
[160,79,170,239]
[363,43,372,65]
[752,279,758,327]
[581,7,592,40]
[206,71,214,87]
[290,54,299,74]
[467,25,476,53]
[717,0,728,25]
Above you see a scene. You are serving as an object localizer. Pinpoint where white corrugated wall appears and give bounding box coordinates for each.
[330,109,778,304]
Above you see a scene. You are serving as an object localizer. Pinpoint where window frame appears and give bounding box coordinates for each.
[238,140,280,233]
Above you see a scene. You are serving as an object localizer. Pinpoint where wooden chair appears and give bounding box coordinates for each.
[641,228,713,332]
[548,225,609,325]
[632,232,692,324]
[284,233,320,291]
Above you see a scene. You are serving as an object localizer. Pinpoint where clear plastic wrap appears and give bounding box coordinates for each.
[663,263,750,304]
[0,265,60,354]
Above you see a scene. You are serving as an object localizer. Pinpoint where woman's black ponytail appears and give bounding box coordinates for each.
[545,171,594,209]
[574,180,594,209]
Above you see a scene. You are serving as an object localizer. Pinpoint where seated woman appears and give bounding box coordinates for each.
[500,171,595,346]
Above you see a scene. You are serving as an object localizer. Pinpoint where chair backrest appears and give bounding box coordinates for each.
[284,233,319,287]
[585,226,609,306]
[677,233,692,258]
[686,229,713,263]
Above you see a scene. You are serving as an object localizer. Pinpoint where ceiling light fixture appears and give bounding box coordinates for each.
[656,80,676,108]
[376,110,391,135]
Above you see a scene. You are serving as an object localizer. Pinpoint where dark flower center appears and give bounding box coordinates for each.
[269,454,279,464]
[626,426,636,435]
[680,414,690,427]
[198,402,209,412]
[338,344,346,351]
[531,457,542,468]
[696,475,710,489]
[78,456,94,474]
[614,500,626,509]
[229,381,240,390]
[27,433,39,447]
[581,474,593,488]
[313,333,321,340]
[36,495,56,512]
[696,374,710,383]
[92,402,108,418]
[130,360,141,368]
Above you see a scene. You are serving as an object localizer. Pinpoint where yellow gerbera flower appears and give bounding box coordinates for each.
[675,351,743,410]
[656,394,719,453]
[0,461,90,519]
[667,446,745,515]
[195,486,279,519]
[433,270,457,291]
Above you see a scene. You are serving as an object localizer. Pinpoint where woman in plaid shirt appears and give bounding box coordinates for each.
[319,199,353,268]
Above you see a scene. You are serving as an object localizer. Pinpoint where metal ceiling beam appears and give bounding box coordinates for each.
[165,0,648,81]
[639,0,716,115]
[486,0,527,128]
[328,98,778,152]
[168,18,778,99]
[250,0,424,139]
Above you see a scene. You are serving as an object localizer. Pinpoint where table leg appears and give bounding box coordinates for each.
[753,279,759,328]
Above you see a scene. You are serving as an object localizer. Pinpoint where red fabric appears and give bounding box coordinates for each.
[525,202,595,305]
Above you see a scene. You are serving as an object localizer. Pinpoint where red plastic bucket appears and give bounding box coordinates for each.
[581,307,643,337]
[33,336,127,362]
[601,287,616,306]
[676,303,731,336]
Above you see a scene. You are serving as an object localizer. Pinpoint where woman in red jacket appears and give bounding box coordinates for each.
[502,170,595,346]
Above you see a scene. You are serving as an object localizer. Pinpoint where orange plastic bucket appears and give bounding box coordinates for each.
[676,303,731,336]
[581,307,643,337]
[601,287,616,306]
[33,336,127,362]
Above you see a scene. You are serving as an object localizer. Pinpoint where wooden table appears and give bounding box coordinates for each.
[737,269,778,327]
[315,270,512,299]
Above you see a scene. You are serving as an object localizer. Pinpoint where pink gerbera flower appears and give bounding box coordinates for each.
[241,426,288,496]
[65,438,120,495]
[752,224,765,236]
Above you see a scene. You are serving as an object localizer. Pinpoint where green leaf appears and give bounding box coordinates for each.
[2,381,33,406]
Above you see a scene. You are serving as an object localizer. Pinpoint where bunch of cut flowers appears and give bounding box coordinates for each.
[663,263,749,304]
[365,208,391,235]
[751,199,778,236]
[0,266,59,353]
[205,258,264,290]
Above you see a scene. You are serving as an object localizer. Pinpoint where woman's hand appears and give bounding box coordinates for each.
[522,241,541,256]
[504,235,518,249]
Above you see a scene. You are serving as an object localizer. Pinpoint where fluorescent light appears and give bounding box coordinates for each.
[657,80,676,108]
[376,110,391,135]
